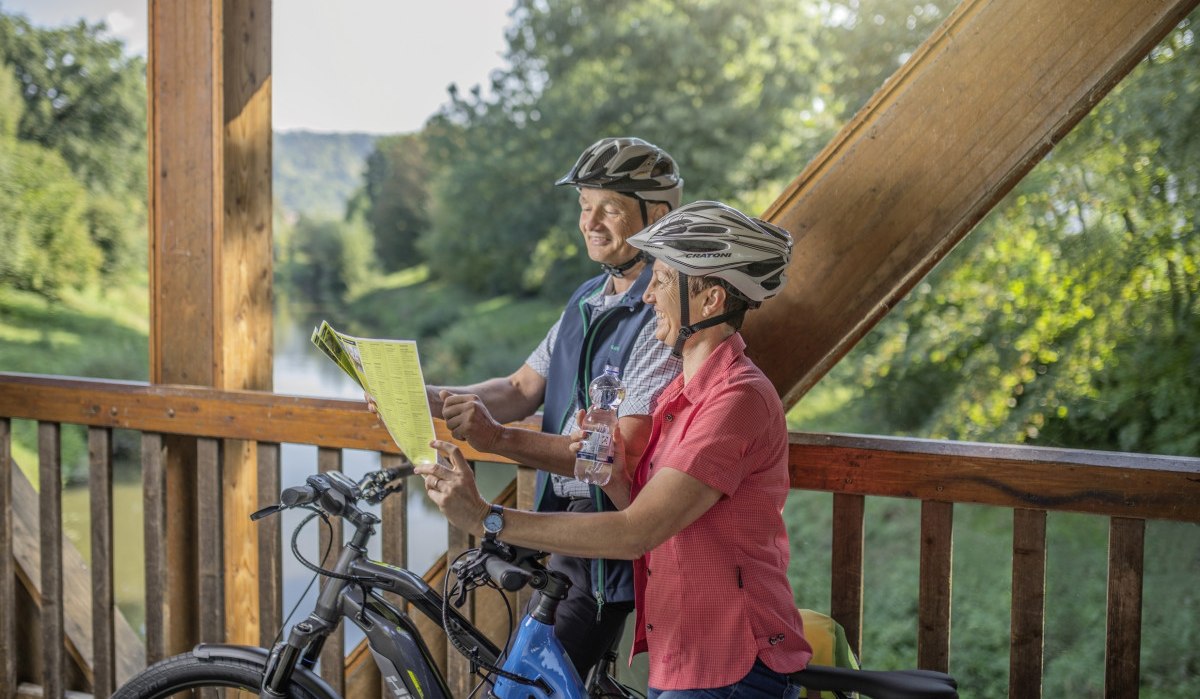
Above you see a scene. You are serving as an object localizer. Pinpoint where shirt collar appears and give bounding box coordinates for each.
[661,333,747,406]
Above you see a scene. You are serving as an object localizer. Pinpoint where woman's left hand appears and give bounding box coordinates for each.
[415,440,490,533]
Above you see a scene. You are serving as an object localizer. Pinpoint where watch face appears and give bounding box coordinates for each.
[484,511,504,534]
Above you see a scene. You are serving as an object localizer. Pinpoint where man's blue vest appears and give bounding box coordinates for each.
[536,263,658,604]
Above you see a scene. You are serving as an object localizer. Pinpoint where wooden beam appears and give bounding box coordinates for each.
[745,0,1200,405]
[0,419,14,696]
[148,0,273,651]
[220,0,273,649]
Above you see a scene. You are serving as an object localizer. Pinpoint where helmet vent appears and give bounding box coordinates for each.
[666,239,728,253]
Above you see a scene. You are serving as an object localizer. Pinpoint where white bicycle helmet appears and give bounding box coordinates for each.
[628,200,792,356]
[627,200,792,304]
[556,137,683,211]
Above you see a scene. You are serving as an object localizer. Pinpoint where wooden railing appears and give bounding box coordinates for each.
[1,372,1197,698]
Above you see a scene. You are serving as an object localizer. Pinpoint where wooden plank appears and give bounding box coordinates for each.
[917,501,953,672]
[446,462,476,699]
[788,432,1200,523]
[39,422,64,699]
[317,448,345,695]
[162,435,199,657]
[743,0,1200,406]
[514,466,537,613]
[87,428,116,698]
[0,373,530,464]
[380,453,409,613]
[344,640,381,699]
[141,433,168,665]
[257,442,282,647]
[1010,508,1046,699]
[830,493,865,657]
[0,419,14,696]
[221,438,258,646]
[1104,517,1144,698]
[196,438,224,645]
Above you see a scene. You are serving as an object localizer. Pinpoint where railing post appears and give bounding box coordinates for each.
[197,437,225,646]
[142,432,168,665]
[830,493,865,658]
[318,448,345,695]
[445,459,479,699]
[1010,508,1046,699]
[0,418,14,697]
[917,500,953,672]
[88,427,117,698]
[1105,517,1145,698]
[38,421,64,699]
[257,442,283,647]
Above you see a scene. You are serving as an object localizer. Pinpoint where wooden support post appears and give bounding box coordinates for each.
[88,427,116,699]
[38,422,64,699]
[1105,517,1145,698]
[1009,508,1046,699]
[0,418,13,696]
[148,0,272,652]
[917,501,953,672]
[744,0,1200,405]
[830,493,865,658]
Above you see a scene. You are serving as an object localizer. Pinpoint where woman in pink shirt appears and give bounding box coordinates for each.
[418,201,811,697]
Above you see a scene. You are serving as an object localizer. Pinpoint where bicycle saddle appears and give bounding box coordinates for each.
[790,664,959,699]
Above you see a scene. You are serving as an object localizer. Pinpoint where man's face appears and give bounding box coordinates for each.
[577,188,645,266]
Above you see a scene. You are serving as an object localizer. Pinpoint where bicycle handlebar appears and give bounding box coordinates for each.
[484,553,532,591]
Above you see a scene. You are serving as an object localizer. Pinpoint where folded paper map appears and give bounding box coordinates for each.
[311,321,437,465]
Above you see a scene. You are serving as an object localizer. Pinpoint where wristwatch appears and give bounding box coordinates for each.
[482,504,505,541]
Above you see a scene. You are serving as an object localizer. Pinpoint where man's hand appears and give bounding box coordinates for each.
[441,390,505,452]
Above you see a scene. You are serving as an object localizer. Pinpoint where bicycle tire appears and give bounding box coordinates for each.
[113,652,321,699]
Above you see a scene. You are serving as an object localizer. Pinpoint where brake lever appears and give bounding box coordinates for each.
[250,504,282,521]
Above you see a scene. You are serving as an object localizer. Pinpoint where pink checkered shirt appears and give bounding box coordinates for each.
[630,333,812,690]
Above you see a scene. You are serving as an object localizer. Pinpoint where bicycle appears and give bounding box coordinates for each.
[112,466,959,699]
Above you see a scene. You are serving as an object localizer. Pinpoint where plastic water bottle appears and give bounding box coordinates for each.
[574,365,626,486]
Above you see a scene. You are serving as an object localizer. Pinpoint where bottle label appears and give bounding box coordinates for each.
[577,430,614,464]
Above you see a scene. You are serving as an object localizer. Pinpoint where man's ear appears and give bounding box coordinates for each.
[646,202,671,225]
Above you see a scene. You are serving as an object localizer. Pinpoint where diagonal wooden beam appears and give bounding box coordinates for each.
[745,0,1199,407]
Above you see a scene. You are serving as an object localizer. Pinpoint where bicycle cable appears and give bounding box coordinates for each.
[270,508,334,647]
[441,549,545,691]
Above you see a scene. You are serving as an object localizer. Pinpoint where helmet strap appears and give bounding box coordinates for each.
[671,273,739,358]
[600,250,648,279]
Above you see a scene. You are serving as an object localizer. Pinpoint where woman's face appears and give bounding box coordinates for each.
[643,259,684,345]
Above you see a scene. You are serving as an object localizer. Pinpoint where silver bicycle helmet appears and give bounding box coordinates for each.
[627,200,792,304]
[628,200,792,356]
[556,137,683,211]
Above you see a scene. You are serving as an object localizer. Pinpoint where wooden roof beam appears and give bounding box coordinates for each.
[745,0,1200,406]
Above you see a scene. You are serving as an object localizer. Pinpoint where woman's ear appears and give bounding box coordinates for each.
[701,284,726,318]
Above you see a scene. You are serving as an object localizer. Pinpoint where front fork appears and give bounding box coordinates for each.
[261,613,338,697]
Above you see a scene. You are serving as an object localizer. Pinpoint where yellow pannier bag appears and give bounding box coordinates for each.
[798,608,859,698]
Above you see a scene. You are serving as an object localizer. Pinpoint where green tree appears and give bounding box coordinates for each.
[0,10,147,279]
[352,132,431,272]
[793,14,1200,460]
[279,214,376,308]
[421,0,831,296]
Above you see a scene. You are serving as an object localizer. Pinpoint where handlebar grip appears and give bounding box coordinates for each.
[381,465,415,481]
[280,485,317,508]
[484,554,532,592]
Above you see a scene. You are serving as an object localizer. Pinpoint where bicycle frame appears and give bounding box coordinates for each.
[261,509,592,699]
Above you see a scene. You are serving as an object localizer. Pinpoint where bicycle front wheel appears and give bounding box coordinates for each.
[113,652,322,699]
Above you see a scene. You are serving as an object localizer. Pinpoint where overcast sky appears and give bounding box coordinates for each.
[3,0,513,134]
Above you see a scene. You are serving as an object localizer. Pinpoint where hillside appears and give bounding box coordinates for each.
[273,130,379,219]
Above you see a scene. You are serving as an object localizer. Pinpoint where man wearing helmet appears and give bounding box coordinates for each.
[423,137,685,678]
[418,201,812,697]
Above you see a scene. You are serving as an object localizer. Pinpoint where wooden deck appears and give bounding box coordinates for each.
[2,372,1197,698]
